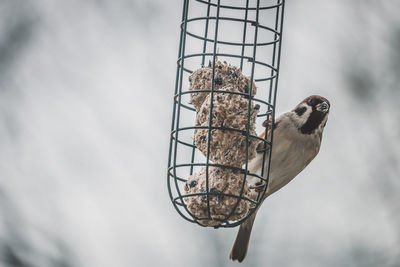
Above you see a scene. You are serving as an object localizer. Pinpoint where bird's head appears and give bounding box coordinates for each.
[292,95,330,135]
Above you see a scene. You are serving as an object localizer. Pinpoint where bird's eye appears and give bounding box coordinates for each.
[307,99,313,106]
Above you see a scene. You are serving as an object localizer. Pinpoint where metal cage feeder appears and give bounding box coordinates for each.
[167,0,285,228]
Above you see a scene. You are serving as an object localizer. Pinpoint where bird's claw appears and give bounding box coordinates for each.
[249,181,266,193]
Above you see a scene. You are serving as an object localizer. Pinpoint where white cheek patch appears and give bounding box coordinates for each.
[296,104,312,127]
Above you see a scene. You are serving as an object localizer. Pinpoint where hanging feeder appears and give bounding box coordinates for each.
[167,0,285,228]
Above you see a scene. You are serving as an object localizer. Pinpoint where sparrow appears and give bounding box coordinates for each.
[229,95,330,262]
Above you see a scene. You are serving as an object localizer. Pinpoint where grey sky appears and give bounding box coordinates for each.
[0,0,399,266]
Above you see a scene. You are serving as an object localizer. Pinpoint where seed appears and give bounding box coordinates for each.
[200,189,207,201]
[214,77,223,85]
[189,180,198,188]
[210,188,224,200]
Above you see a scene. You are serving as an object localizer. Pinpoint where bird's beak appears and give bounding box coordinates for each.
[317,102,329,112]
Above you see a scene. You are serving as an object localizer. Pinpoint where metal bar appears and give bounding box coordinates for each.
[201,0,211,65]
[190,0,212,176]
[178,52,278,69]
[171,0,194,223]
[204,0,221,220]
[259,0,286,204]
[175,89,275,107]
[195,0,282,11]
[167,0,189,222]
[240,0,250,70]
[168,164,269,183]
[168,166,267,183]
[174,193,257,205]
[171,126,272,150]
[223,0,261,222]
[181,17,280,47]
[258,0,282,201]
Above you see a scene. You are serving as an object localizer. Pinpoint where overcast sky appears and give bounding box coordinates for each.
[0,1,399,266]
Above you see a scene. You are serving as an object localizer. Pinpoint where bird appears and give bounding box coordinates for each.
[229,95,330,262]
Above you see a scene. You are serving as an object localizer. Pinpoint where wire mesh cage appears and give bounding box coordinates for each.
[167,0,285,228]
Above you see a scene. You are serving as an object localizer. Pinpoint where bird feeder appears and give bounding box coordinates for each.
[167,0,285,228]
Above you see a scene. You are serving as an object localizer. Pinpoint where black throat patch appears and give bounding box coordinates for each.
[300,108,327,134]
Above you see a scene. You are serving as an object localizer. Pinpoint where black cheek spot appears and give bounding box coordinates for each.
[295,107,307,116]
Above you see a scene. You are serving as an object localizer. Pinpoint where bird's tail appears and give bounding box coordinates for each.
[229,213,257,262]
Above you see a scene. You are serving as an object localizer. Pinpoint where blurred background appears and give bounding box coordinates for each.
[0,0,399,266]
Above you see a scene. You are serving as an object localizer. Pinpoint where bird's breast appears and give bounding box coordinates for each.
[265,131,320,195]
